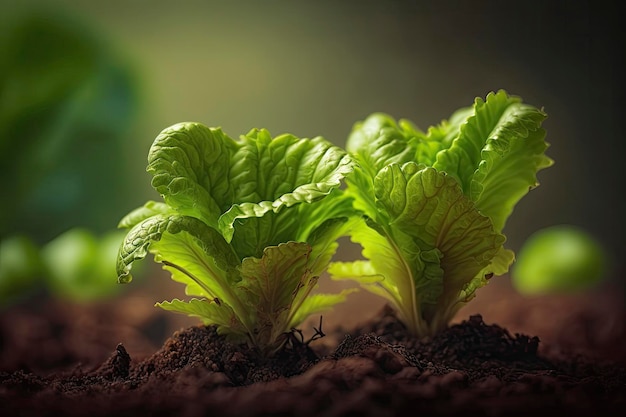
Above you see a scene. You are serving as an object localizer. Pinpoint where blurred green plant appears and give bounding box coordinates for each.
[0,8,144,243]
[0,8,148,305]
[511,225,608,295]
[0,235,42,305]
[1,229,139,307]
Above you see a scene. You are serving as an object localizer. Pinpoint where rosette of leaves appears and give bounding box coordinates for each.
[330,90,554,337]
[117,122,355,354]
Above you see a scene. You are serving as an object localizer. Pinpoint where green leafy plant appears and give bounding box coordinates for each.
[0,9,144,308]
[330,90,554,337]
[511,225,607,295]
[0,235,43,306]
[0,9,142,243]
[116,122,355,354]
[0,229,132,307]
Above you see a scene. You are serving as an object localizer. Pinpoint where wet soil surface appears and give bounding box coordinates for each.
[1,286,625,417]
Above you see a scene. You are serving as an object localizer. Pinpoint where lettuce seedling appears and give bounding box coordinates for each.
[330,90,553,337]
[116,122,355,354]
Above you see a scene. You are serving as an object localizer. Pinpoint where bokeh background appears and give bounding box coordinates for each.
[1,0,623,345]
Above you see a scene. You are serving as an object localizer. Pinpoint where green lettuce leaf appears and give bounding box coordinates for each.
[344,113,419,219]
[147,123,239,231]
[117,201,172,229]
[333,164,505,335]
[237,242,314,348]
[157,298,246,339]
[328,219,424,333]
[433,90,554,232]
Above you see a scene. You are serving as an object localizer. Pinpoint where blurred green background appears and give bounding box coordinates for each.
[0,0,623,305]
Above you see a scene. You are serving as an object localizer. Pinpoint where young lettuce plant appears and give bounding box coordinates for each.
[330,90,553,337]
[116,122,355,355]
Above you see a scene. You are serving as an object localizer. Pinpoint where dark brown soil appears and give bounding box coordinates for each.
[1,282,625,417]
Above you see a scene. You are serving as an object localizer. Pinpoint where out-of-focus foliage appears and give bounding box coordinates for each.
[42,228,132,302]
[511,225,608,295]
[1,229,137,307]
[0,8,142,243]
[0,235,43,305]
[0,7,147,306]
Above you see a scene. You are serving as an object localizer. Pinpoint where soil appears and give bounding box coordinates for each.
[1,279,625,417]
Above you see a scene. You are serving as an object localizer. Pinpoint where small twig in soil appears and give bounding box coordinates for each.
[289,316,326,347]
[309,315,326,343]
